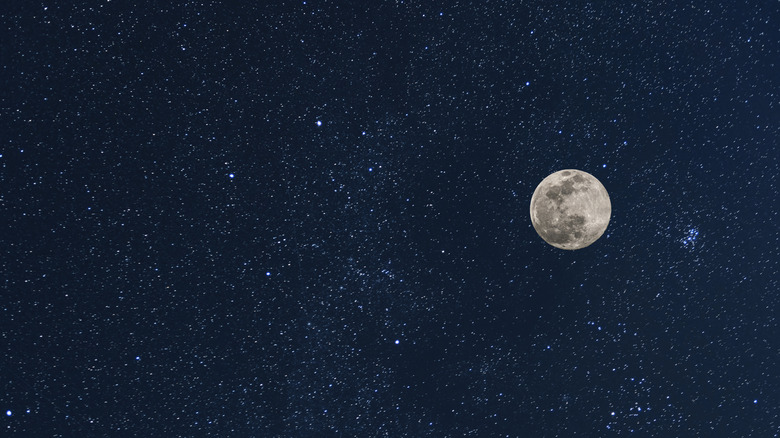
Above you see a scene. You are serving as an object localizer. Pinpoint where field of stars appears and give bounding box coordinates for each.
[2,1,778,436]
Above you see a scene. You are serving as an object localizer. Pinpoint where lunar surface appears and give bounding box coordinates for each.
[530,169,611,250]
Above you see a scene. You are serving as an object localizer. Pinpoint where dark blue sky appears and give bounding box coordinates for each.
[2,1,778,436]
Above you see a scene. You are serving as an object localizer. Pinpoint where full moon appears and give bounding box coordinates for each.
[530,169,611,250]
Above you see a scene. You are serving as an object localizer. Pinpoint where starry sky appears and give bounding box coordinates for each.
[2,1,778,436]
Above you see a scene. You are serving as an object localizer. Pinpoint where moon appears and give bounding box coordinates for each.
[530,169,611,250]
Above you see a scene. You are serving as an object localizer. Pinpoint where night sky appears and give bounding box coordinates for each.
[2,1,778,436]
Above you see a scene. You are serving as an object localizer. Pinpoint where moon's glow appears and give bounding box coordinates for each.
[530,169,611,250]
